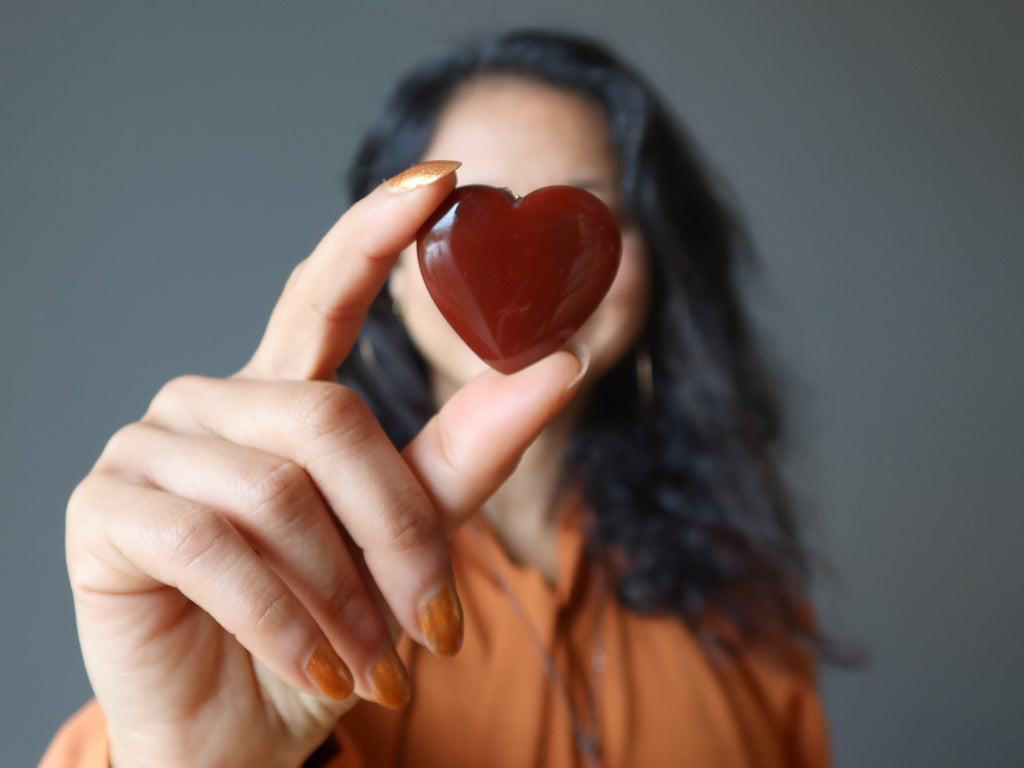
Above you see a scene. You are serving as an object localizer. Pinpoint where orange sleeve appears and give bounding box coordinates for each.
[790,673,831,768]
[779,612,832,768]
[38,700,367,768]
[736,628,832,768]
[759,642,832,766]
[38,701,108,768]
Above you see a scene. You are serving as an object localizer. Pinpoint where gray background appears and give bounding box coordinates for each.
[3,1,1021,765]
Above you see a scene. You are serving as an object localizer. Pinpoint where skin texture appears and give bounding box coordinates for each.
[416,183,623,373]
[65,163,586,768]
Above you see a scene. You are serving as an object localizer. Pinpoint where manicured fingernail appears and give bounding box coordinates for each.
[368,648,412,708]
[418,580,464,657]
[306,643,355,701]
[388,160,461,190]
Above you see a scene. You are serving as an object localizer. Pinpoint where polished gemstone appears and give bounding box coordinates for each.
[417,185,621,374]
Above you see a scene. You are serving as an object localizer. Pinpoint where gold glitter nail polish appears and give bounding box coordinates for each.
[418,580,464,657]
[368,648,412,709]
[306,643,355,701]
[388,160,461,190]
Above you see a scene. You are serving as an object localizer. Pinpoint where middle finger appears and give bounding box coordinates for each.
[144,375,462,659]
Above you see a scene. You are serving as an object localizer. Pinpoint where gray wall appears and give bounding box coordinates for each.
[3,1,1021,765]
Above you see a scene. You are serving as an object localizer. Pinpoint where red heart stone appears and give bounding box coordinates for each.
[416,184,622,374]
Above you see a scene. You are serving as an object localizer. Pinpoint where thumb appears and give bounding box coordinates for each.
[402,345,590,532]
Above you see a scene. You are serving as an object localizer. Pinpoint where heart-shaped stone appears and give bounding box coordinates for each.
[416,184,622,374]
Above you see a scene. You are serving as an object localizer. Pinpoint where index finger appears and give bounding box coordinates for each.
[241,160,461,381]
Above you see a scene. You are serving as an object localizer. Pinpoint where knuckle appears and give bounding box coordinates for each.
[321,577,359,623]
[66,473,104,528]
[246,581,293,633]
[241,459,315,519]
[96,422,145,466]
[284,258,310,290]
[66,469,124,527]
[160,506,234,570]
[380,497,441,554]
[147,374,208,419]
[304,283,364,326]
[292,383,375,445]
[65,472,125,587]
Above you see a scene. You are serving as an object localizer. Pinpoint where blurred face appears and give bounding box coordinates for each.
[389,76,650,399]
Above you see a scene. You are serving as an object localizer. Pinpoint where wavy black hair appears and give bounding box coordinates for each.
[340,29,819,657]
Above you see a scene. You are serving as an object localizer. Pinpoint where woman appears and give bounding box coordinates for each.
[43,29,829,768]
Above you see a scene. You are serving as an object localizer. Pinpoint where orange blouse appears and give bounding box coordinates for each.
[41,513,830,767]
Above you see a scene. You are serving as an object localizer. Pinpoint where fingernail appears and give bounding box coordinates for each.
[388,160,461,191]
[418,580,463,657]
[566,342,592,390]
[306,643,355,701]
[551,343,592,415]
[368,648,412,708]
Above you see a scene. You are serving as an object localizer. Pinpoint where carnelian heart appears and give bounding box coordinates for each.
[416,184,622,374]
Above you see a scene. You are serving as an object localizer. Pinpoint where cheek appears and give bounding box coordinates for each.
[392,246,433,316]
[606,232,650,311]
[573,231,652,374]
[393,246,452,342]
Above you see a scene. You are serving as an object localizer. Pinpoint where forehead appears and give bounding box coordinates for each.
[423,75,618,196]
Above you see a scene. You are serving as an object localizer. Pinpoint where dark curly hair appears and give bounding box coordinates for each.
[339,28,819,657]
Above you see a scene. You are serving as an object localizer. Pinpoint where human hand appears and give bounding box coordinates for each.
[65,161,587,768]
